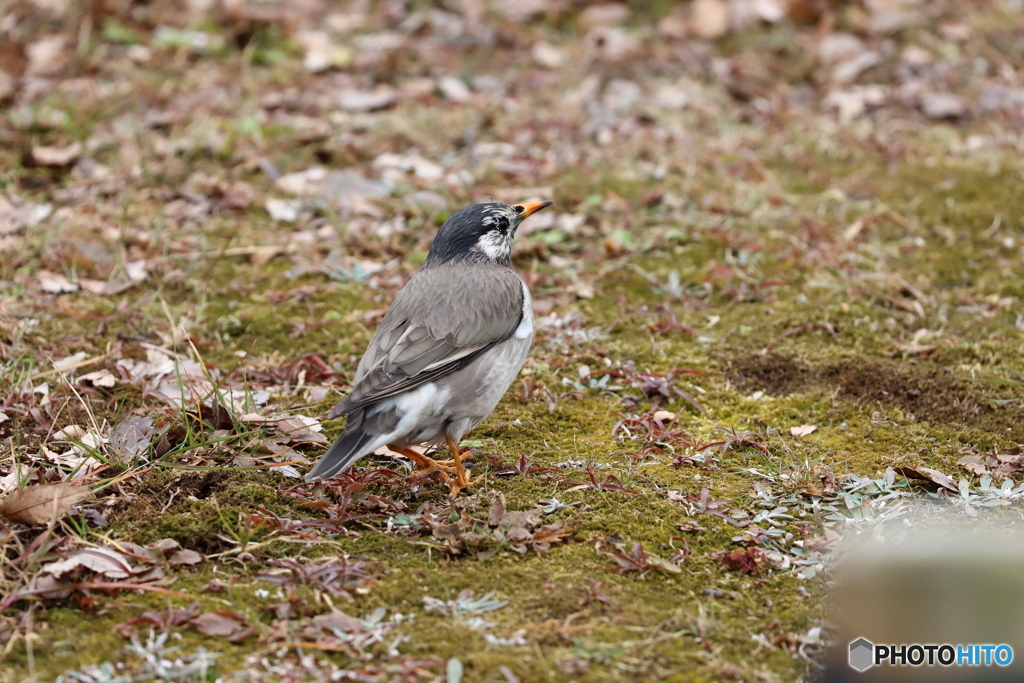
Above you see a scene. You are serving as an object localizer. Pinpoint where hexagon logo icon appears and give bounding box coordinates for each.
[849,638,875,672]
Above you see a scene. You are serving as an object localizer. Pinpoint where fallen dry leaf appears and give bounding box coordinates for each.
[269,416,328,444]
[190,610,257,642]
[31,142,82,167]
[690,0,729,39]
[42,547,134,579]
[420,491,575,557]
[790,424,817,437]
[109,416,154,463]
[168,549,204,566]
[79,369,117,387]
[38,270,79,294]
[302,610,365,638]
[957,455,989,476]
[893,466,958,492]
[893,340,939,356]
[0,482,92,526]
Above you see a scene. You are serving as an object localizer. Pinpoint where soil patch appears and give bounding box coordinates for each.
[724,352,1020,435]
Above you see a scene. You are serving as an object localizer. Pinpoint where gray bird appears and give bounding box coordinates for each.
[306,199,553,496]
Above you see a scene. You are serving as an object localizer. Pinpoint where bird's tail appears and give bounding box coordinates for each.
[305,424,377,482]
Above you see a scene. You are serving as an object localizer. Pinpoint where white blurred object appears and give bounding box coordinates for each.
[827,519,1024,681]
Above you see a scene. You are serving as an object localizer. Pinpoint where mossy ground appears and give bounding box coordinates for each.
[3,2,1024,682]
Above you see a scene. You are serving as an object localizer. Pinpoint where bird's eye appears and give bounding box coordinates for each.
[496,216,510,230]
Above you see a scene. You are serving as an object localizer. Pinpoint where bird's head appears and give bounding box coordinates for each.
[424,200,553,267]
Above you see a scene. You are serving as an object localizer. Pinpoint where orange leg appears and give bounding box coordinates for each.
[386,443,472,481]
[443,433,481,498]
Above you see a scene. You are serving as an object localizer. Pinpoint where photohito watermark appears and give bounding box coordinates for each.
[849,638,1014,672]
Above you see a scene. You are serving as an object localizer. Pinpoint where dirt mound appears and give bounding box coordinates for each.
[725,353,1017,432]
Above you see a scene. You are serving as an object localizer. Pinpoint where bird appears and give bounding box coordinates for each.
[306,199,553,496]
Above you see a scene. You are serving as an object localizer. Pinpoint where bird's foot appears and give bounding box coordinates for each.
[406,456,460,480]
[442,435,482,498]
[387,442,480,497]
[440,469,484,499]
[387,444,465,480]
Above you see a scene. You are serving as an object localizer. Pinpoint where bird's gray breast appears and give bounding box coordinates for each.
[417,333,531,442]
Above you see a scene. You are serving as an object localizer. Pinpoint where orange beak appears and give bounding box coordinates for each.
[513,200,553,218]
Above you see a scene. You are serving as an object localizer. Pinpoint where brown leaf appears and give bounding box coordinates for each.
[38,270,79,294]
[31,142,82,167]
[0,483,92,526]
[248,245,287,265]
[957,455,990,476]
[893,466,958,492]
[789,424,817,437]
[308,610,365,635]
[168,549,204,566]
[117,542,163,563]
[271,416,328,444]
[918,467,958,491]
[190,611,257,642]
[109,416,154,463]
[690,0,729,39]
[893,341,939,356]
[151,538,180,553]
[488,491,507,527]
[79,369,117,388]
[42,548,134,579]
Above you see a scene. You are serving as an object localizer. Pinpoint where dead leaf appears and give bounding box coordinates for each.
[168,549,204,566]
[270,416,328,444]
[690,0,729,39]
[53,424,87,441]
[296,30,352,73]
[109,416,154,463]
[79,369,117,387]
[38,270,79,294]
[957,455,989,476]
[420,491,574,557]
[790,424,817,437]
[0,482,92,526]
[53,354,91,376]
[336,87,397,112]
[579,3,630,27]
[249,245,287,265]
[918,467,958,491]
[265,198,301,222]
[79,278,138,295]
[31,142,82,167]
[26,35,67,76]
[894,341,939,356]
[305,610,365,636]
[42,547,134,579]
[893,466,958,492]
[190,611,257,642]
[644,553,683,574]
[921,93,965,119]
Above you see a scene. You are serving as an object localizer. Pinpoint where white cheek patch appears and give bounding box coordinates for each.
[473,230,511,260]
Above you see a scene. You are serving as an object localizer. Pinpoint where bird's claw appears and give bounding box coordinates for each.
[406,453,473,479]
[442,471,484,499]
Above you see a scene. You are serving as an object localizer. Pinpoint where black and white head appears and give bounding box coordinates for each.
[424,200,553,268]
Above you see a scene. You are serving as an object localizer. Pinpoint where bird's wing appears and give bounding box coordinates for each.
[329,264,526,417]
